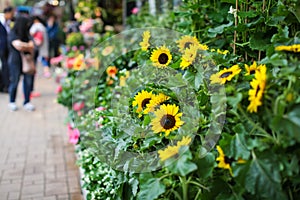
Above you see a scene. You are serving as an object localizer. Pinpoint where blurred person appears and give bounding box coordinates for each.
[47,14,59,69]
[30,15,50,79]
[0,6,14,93]
[7,16,35,111]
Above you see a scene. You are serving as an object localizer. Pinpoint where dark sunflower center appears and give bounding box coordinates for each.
[158,53,169,64]
[220,71,233,78]
[255,85,260,97]
[224,156,234,164]
[141,98,151,108]
[160,114,176,129]
[250,69,255,75]
[184,42,193,49]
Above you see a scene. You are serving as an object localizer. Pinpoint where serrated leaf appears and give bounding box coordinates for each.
[129,177,139,196]
[233,151,287,200]
[249,32,271,50]
[272,105,300,143]
[137,178,166,200]
[166,146,198,176]
[208,21,233,38]
[227,93,243,110]
[196,152,215,178]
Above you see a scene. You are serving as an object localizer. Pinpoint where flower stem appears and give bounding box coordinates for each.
[179,176,188,200]
[237,105,273,140]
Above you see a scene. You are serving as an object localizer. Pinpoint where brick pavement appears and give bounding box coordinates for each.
[0,74,83,200]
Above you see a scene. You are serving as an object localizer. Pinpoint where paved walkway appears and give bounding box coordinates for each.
[0,72,83,200]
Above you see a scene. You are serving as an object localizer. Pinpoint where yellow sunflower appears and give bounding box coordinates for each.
[151,104,184,136]
[139,31,151,51]
[150,46,172,68]
[158,136,191,161]
[275,44,300,53]
[245,61,258,76]
[216,145,233,175]
[210,65,242,84]
[144,93,170,114]
[180,44,199,70]
[217,49,229,55]
[247,65,266,113]
[132,90,154,113]
[177,35,200,53]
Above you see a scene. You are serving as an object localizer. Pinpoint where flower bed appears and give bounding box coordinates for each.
[57,0,300,199]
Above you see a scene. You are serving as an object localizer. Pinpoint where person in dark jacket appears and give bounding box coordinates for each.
[7,16,35,111]
[0,6,14,93]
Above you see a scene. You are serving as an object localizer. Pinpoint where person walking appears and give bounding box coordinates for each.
[7,15,35,111]
[46,14,60,71]
[30,15,49,96]
[0,6,14,93]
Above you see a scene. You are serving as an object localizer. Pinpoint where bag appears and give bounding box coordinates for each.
[21,52,36,74]
[33,31,43,47]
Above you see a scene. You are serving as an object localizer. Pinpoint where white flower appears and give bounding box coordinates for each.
[228,6,238,18]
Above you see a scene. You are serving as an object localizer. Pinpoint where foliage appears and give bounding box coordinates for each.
[57,0,300,199]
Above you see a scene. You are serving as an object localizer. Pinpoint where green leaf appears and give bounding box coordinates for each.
[137,178,166,200]
[196,152,215,178]
[233,151,287,200]
[260,54,288,66]
[195,70,204,90]
[166,146,198,176]
[249,32,271,50]
[238,11,258,18]
[220,130,250,160]
[227,93,243,110]
[208,21,233,38]
[272,104,300,143]
[143,115,151,126]
[266,16,286,26]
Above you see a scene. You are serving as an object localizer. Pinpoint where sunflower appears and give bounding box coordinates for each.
[132,90,154,113]
[180,44,199,70]
[139,31,151,51]
[158,136,191,161]
[151,104,184,136]
[247,65,266,113]
[144,93,170,114]
[217,49,229,55]
[177,35,200,53]
[245,61,258,76]
[216,146,233,175]
[210,65,241,84]
[275,44,300,53]
[150,46,172,68]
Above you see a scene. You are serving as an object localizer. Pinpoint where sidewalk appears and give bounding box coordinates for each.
[0,73,83,200]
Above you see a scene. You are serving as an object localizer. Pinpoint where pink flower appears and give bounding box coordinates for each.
[67,123,73,135]
[69,128,80,144]
[66,57,75,69]
[72,46,78,51]
[96,106,106,111]
[56,85,62,94]
[79,45,85,51]
[50,55,64,65]
[131,7,139,14]
[73,102,85,111]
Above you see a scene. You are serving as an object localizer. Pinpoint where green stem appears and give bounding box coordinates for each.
[179,176,188,200]
[171,189,183,200]
[187,180,210,191]
[237,105,273,141]
[159,173,172,180]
